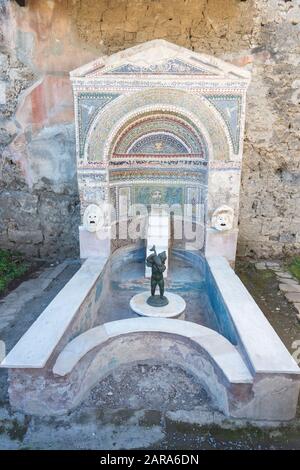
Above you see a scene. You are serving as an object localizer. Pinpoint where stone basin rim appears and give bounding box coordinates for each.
[52,317,253,384]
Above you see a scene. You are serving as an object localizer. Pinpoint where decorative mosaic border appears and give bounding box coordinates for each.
[93,99,221,164]
[108,168,208,184]
[72,80,249,93]
[205,95,242,154]
[112,153,205,159]
[102,58,212,76]
[77,92,120,159]
[111,112,207,159]
[71,43,249,233]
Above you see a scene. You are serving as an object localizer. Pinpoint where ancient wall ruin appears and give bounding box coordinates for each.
[0,0,299,259]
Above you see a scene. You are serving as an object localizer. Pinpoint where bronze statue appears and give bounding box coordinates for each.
[146,245,169,307]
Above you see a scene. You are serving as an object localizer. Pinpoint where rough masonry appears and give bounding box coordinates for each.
[0,0,299,259]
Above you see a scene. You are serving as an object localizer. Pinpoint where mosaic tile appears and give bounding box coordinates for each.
[206,95,242,154]
[133,185,184,206]
[104,58,212,75]
[70,40,250,233]
[77,92,120,158]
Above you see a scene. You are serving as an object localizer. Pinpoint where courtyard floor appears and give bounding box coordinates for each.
[0,258,299,450]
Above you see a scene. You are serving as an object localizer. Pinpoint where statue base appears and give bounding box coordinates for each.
[147,295,169,307]
[130,292,186,319]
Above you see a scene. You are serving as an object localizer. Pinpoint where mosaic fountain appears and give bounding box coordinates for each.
[1,41,299,421]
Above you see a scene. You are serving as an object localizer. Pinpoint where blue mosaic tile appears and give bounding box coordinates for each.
[78,92,120,157]
[129,132,189,154]
[205,95,242,154]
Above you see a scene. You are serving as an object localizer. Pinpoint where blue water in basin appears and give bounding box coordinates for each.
[96,247,238,345]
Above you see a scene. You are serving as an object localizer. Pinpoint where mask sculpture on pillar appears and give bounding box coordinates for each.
[83,204,104,233]
[211,205,234,231]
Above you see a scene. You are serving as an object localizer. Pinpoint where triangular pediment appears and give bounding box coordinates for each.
[70,39,250,81]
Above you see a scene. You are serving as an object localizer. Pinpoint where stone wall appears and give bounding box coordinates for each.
[0,0,299,259]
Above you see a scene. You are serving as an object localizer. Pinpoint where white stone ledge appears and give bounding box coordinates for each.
[52,317,253,385]
[0,257,107,369]
[207,256,300,376]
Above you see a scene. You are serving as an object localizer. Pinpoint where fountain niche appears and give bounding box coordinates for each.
[1,41,300,421]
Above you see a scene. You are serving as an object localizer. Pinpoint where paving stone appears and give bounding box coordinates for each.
[278,278,299,287]
[276,272,293,279]
[294,303,300,315]
[0,321,10,330]
[0,262,70,333]
[0,314,16,320]
[255,262,266,270]
[40,262,68,280]
[279,284,300,293]
[285,293,300,303]
[266,261,281,268]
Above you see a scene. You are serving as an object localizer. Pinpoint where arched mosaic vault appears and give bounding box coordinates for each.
[111,111,207,157]
[84,88,229,164]
[71,39,250,263]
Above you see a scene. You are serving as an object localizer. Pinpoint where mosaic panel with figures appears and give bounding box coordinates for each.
[109,182,206,224]
[133,185,184,206]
